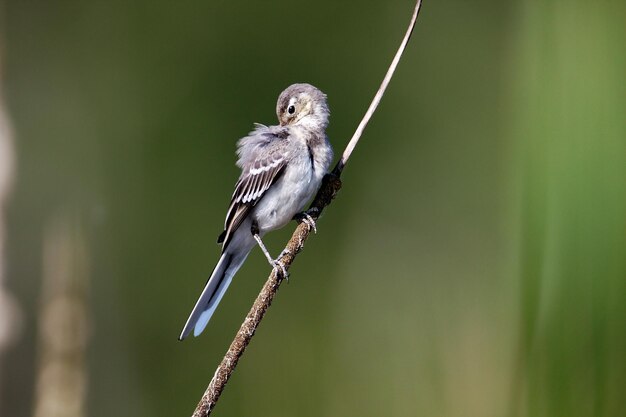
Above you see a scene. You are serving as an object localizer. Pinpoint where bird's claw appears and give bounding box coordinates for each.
[272,259,289,281]
[295,211,317,234]
[302,213,317,234]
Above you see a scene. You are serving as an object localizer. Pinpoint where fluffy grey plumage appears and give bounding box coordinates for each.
[179,83,333,340]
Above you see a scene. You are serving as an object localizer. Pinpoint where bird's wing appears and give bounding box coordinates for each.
[218,149,287,249]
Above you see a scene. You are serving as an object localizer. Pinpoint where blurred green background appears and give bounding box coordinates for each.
[1,0,625,416]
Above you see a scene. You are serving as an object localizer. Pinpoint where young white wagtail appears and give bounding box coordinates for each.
[179,83,333,340]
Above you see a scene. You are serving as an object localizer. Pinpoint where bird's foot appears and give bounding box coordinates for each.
[294,208,319,234]
[274,248,291,280]
[253,232,291,280]
[271,258,289,281]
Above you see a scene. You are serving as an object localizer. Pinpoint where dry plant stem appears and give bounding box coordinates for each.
[335,0,422,174]
[191,1,423,416]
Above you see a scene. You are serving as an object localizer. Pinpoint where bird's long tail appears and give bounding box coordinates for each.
[178,245,252,340]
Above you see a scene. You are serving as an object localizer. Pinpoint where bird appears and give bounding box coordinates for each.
[179,83,333,340]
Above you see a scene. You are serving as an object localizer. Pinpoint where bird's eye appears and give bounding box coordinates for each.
[287,105,296,115]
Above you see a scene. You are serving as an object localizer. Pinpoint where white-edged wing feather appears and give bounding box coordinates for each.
[218,127,290,249]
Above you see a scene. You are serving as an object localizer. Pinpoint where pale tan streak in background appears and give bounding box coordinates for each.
[33,214,90,417]
[0,31,21,410]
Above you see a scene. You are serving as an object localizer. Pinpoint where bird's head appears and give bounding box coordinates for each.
[276,83,329,129]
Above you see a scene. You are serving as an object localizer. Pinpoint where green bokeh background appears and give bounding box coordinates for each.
[2,0,625,416]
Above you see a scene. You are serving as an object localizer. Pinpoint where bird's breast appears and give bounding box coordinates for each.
[252,152,321,233]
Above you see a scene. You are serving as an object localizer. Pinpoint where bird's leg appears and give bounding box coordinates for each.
[293,207,319,234]
[251,221,289,279]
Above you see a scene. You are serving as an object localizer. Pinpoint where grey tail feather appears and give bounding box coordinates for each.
[178,251,239,340]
